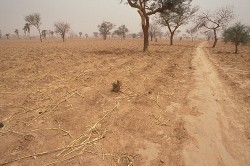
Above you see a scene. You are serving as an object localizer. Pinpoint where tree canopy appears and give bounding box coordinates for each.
[54,21,70,42]
[25,13,43,42]
[223,22,250,53]
[98,21,115,40]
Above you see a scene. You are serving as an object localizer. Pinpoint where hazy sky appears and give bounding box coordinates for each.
[0,0,249,36]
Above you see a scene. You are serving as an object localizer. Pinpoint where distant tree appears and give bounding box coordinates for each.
[49,30,54,38]
[24,13,42,42]
[41,30,47,40]
[54,21,70,42]
[138,31,144,38]
[223,22,250,54]
[203,30,213,41]
[158,2,198,45]
[113,25,129,39]
[149,22,161,41]
[0,30,2,39]
[98,21,115,40]
[93,32,98,38]
[186,27,197,41]
[196,6,234,48]
[79,32,82,38]
[85,33,88,38]
[5,33,10,39]
[23,23,30,36]
[14,29,20,39]
[122,0,190,51]
[131,33,137,39]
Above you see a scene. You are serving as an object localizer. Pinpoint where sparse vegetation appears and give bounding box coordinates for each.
[54,21,70,42]
[157,1,198,45]
[196,6,234,47]
[113,25,129,40]
[79,32,82,38]
[24,13,43,42]
[5,33,10,39]
[14,29,20,39]
[223,22,250,53]
[98,21,115,40]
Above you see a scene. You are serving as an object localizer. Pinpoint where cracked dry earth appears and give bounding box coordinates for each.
[0,39,249,166]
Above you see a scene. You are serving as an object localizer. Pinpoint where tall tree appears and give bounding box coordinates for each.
[25,13,43,42]
[14,29,20,39]
[223,22,250,54]
[158,1,198,45]
[98,21,115,40]
[54,21,70,42]
[196,6,234,48]
[122,0,189,51]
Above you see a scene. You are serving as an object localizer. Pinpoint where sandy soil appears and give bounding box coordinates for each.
[0,39,197,166]
[0,39,249,166]
[184,42,250,166]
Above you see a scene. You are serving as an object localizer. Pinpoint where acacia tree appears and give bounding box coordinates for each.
[14,29,20,39]
[113,25,129,39]
[223,22,250,54]
[158,1,198,45]
[98,21,115,40]
[0,30,2,39]
[122,0,188,51]
[149,22,161,41]
[25,13,43,42]
[79,32,82,38]
[54,21,70,42]
[196,6,234,48]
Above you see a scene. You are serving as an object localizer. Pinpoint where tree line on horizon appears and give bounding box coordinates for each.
[0,0,250,53]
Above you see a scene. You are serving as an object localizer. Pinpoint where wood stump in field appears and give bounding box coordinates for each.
[112,80,121,93]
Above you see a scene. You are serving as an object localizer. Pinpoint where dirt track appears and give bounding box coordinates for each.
[184,42,250,166]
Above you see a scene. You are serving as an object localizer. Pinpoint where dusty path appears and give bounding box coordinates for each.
[183,42,250,166]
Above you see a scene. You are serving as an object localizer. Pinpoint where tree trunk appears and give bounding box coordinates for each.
[142,17,149,52]
[170,32,174,45]
[62,34,65,42]
[104,34,107,40]
[235,44,238,54]
[38,28,42,42]
[138,10,149,52]
[212,29,217,48]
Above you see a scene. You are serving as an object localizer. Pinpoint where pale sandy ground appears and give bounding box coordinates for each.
[184,42,250,166]
[0,39,249,166]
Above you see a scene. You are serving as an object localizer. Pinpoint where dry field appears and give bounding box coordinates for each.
[0,39,198,165]
[0,39,249,166]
